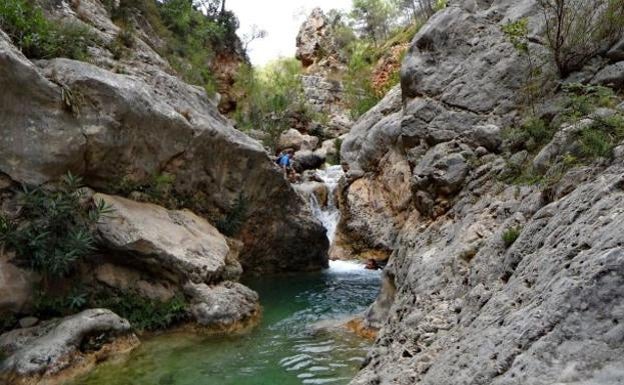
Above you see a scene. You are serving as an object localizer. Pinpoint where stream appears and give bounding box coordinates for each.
[71,166,380,385]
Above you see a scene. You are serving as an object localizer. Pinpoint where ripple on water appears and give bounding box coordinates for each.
[72,261,380,385]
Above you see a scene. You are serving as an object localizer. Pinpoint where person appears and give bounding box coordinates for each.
[278,151,293,177]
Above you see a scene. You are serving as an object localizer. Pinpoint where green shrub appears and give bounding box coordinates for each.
[326,138,343,166]
[501,18,547,113]
[504,117,554,153]
[233,59,310,149]
[502,226,522,248]
[343,41,380,119]
[92,290,187,331]
[0,172,112,281]
[0,0,97,60]
[33,286,88,318]
[574,114,624,160]
[578,127,613,158]
[0,314,16,334]
[561,83,617,122]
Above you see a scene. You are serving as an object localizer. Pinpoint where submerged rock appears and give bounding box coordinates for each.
[0,309,138,385]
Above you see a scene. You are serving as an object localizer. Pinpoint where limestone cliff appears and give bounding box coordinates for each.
[338,0,624,384]
[0,0,328,275]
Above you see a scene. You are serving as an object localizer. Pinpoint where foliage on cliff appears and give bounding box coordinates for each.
[107,0,242,95]
[232,58,316,149]
[0,0,97,60]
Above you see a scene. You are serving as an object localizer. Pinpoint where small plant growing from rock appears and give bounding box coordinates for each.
[502,226,522,248]
[501,18,545,114]
[560,83,618,123]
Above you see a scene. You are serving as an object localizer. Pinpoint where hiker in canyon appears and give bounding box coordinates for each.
[278,150,294,178]
[2,0,624,384]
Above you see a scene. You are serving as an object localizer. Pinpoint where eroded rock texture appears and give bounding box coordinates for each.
[341,0,624,384]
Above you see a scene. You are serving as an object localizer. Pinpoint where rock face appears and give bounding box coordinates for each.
[295,8,353,141]
[295,8,342,70]
[0,0,328,275]
[338,1,624,384]
[0,309,139,385]
[94,193,238,284]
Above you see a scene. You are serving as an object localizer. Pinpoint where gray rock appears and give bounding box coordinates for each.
[0,309,138,383]
[341,85,403,172]
[277,128,319,152]
[591,61,624,89]
[467,124,502,152]
[0,252,36,317]
[293,150,325,172]
[509,150,529,166]
[94,193,235,284]
[607,37,624,62]
[184,281,259,329]
[413,142,469,196]
[0,27,328,275]
[353,166,624,385]
[18,317,38,329]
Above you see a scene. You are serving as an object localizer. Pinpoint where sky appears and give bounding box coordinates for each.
[226,0,352,66]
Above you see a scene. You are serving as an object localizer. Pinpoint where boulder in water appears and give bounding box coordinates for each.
[184,281,260,332]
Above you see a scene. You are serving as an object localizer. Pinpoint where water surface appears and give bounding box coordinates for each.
[72,261,380,385]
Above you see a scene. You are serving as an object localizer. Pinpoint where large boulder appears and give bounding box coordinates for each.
[184,281,260,331]
[0,309,138,385]
[94,193,238,284]
[293,150,325,172]
[278,128,320,152]
[0,22,328,274]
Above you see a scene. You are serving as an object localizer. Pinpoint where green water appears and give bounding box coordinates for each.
[71,261,380,385]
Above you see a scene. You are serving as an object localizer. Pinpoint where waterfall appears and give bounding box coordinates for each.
[309,165,344,244]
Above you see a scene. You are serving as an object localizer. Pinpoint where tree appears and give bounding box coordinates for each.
[538,0,624,77]
[392,0,447,21]
[350,0,393,45]
[242,24,267,51]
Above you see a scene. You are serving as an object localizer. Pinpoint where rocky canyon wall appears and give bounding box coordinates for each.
[340,0,624,384]
[0,0,328,275]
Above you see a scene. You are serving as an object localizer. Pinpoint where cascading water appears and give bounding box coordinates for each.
[73,165,380,385]
[308,165,344,244]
